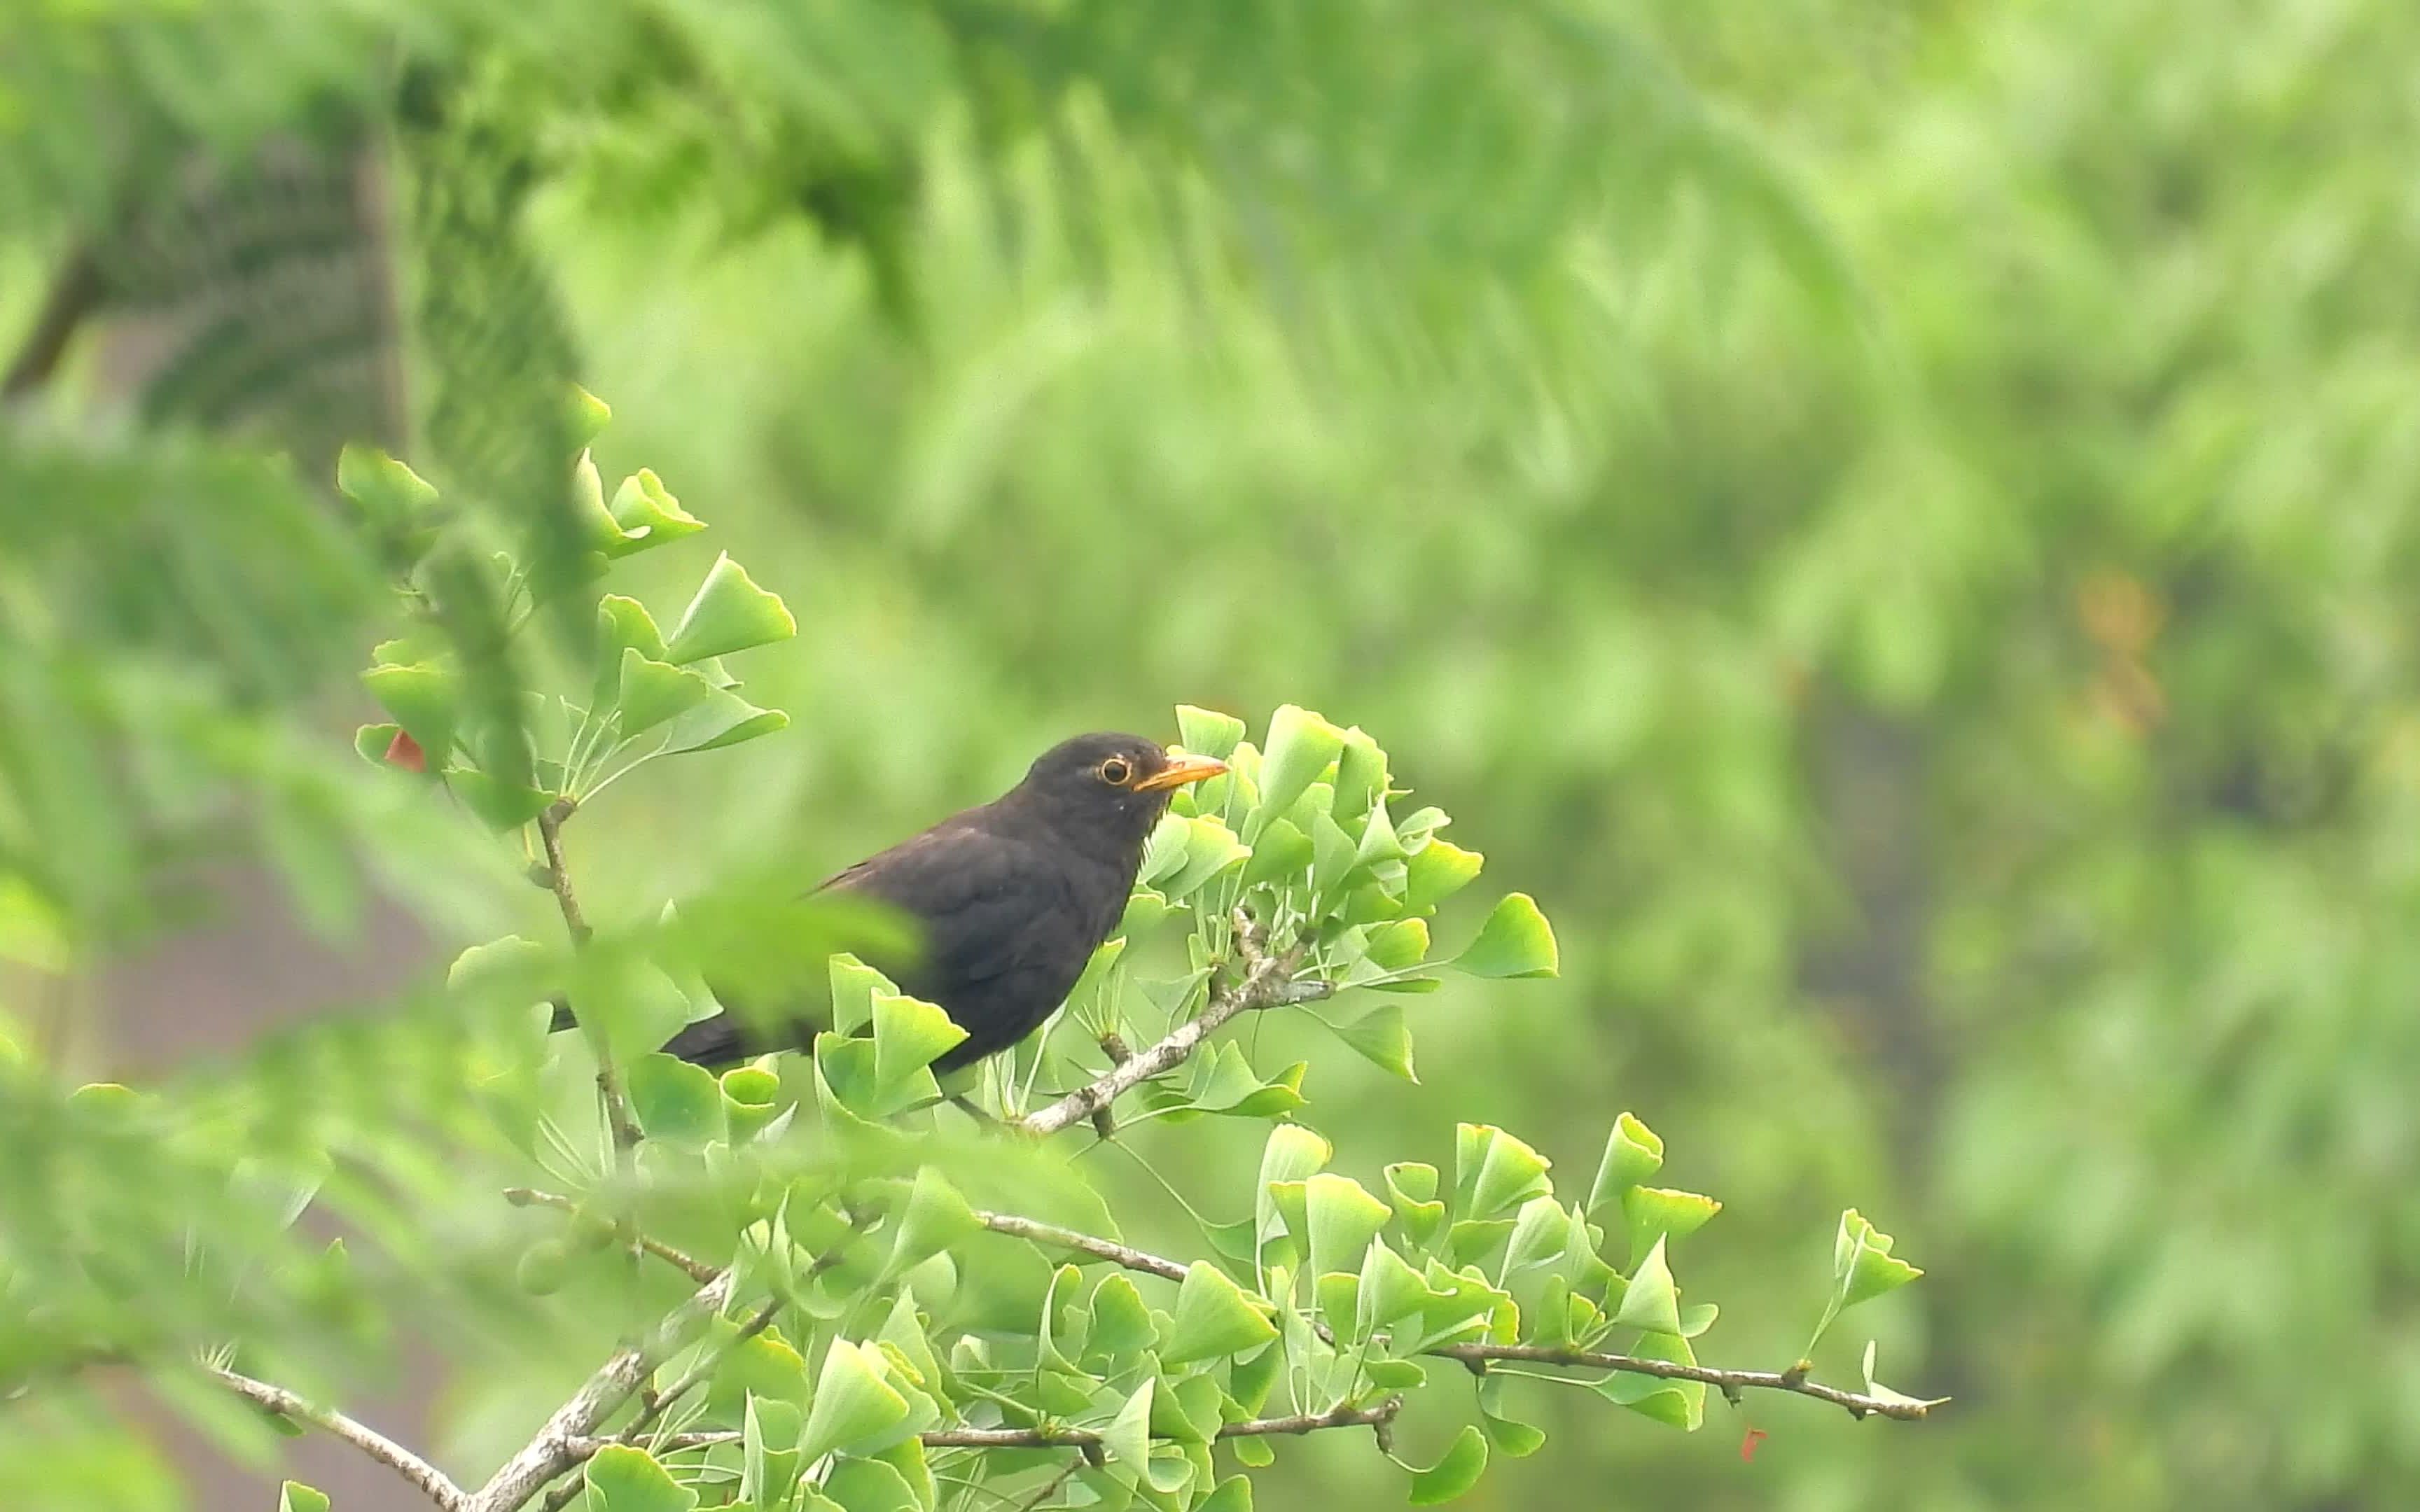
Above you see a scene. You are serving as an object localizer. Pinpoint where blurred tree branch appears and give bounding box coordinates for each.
[204,1364,472,1511]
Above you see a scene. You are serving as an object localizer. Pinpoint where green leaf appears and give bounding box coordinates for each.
[1355,799,1407,870]
[1105,1379,1153,1476]
[1382,1162,1445,1249]
[1500,1196,1572,1279]
[585,1445,700,1512]
[572,449,623,552]
[1305,1173,1393,1282]
[658,685,790,754]
[447,771,559,831]
[336,444,438,518]
[1861,1339,1951,1413]
[1678,1302,1719,1339]
[1622,1187,1720,1265]
[606,468,707,553]
[1162,1262,1279,1366]
[828,954,898,1036]
[1593,1332,1704,1430]
[362,662,457,759]
[1069,935,1127,1011]
[665,552,796,664]
[1405,1424,1487,1505]
[1586,1112,1666,1217]
[1176,706,1248,762]
[742,1394,805,1507]
[709,1331,811,1412]
[1452,894,1558,979]
[1229,1435,1275,1469]
[1164,815,1251,902]
[1240,818,1314,890]
[886,1166,980,1278]
[597,594,670,666]
[567,384,613,445]
[1330,728,1390,822]
[1331,1003,1418,1082]
[1308,811,1358,902]
[613,650,717,737]
[354,722,405,765]
[1809,1210,1924,1348]
[1455,1124,1553,1219]
[1364,918,1431,972]
[1358,1240,1433,1331]
[279,1481,331,1512]
[1256,1123,1331,1279]
[1614,1236,1682,1336]
[447,934,548,995]
[1188,1041,1301,1116]
[873,991,970,1086]
[1089,1273,1157,1360]
[1152,1364,1229,1441]
[576,962,701,1068]
[721,1065,785,1142]
[1119,887,1175,934]
[1476,1375,1547,1459]
[1198,1475,1253,1512]
[1402,840,1483,913]
[821,1455,920,1512]
[799,1340,910,1463]
[626,1054,725,1145]
[1834,1208,1924,1308]
[1251,706,1345,840]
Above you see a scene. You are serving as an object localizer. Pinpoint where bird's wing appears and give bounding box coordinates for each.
[814,811,1062,989]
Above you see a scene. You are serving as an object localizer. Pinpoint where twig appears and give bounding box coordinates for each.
[534,1296,786,1512]
[1018,916,1330,1138]
[207,1364,473,1511]
[534,801,592,945]
[966,1215,1939,1422]
[973,1211,1187,1283]
[1015,1455,1087,1510]
[503,1188,721,1284]
[1432,1342,1938,1422]
[534,801,641,1154]
[470,1268,737,1512]
[557,1398,1403,1459]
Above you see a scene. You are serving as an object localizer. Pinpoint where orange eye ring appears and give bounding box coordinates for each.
[1099,757,1133,785]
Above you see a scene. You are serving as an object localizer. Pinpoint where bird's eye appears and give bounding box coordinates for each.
[1099,757,1133,786]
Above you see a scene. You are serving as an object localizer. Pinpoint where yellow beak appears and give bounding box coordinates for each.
[1133,754,1229,792]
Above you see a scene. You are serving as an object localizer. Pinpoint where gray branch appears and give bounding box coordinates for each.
[968,1215,1942,1422]
[557,1397,1402,1457]
[206,1364,473,1511]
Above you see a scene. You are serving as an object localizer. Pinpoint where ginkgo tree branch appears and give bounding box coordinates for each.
[470,1267,738,1512]
[556,1398,1403,1459]
[973,1210,1190,1282]
[1019,913,1332,1137]
[534,799,642,1152]
[970,1213,1940,1422]
[503,1186,721,1284]
[206,1364,474,1512]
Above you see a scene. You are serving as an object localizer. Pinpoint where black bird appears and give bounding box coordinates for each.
[571,732,1225,1075]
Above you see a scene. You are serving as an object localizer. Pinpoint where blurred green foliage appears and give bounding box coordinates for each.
[6,0,2419,1506]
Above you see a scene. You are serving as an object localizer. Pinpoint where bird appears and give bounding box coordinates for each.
[557,732,1225,1077]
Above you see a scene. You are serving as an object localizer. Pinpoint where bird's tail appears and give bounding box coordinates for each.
[545,995,766,1069]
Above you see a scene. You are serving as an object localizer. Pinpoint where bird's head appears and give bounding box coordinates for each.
[1008,732,1228,856]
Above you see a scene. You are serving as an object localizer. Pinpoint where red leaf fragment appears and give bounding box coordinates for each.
[1739,1428,1768,1463]
[384,729,426,772]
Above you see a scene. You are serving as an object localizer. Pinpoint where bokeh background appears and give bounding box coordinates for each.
[6,1,2419,1507]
